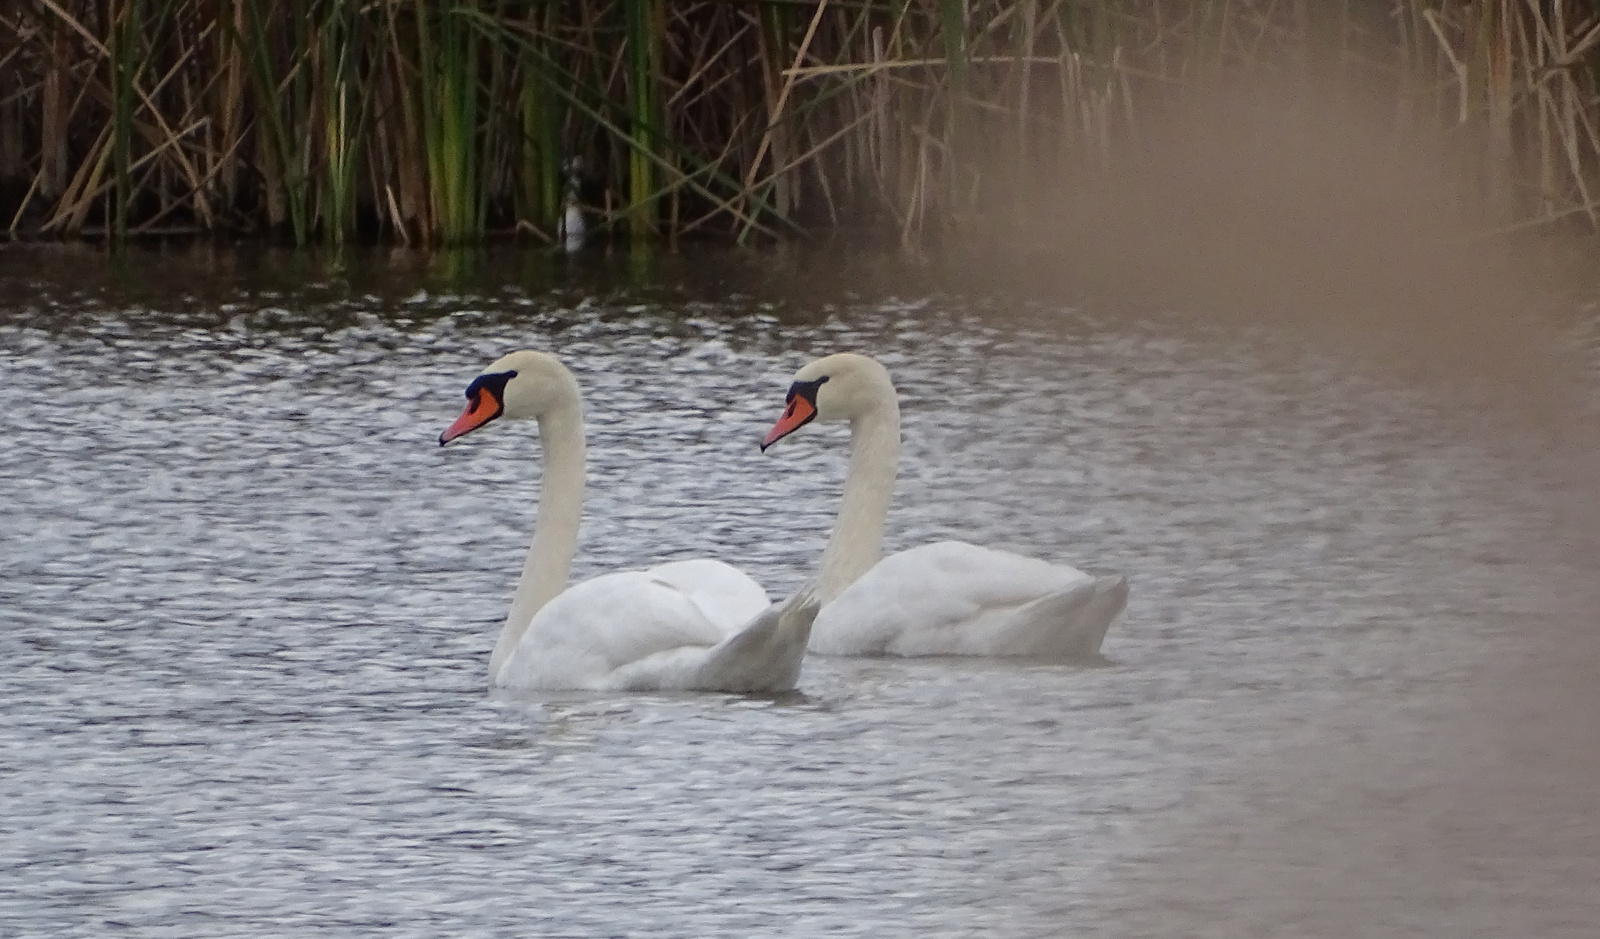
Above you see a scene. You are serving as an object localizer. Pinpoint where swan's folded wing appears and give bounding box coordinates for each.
[811,541,1118,656]
[893,542,1093,608]
[645,558,771,636]
[502,571,730,688]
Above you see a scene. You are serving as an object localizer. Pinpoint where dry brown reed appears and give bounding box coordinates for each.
[2,1,1600,247]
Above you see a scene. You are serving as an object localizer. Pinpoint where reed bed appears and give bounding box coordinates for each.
[3,1,1600,247]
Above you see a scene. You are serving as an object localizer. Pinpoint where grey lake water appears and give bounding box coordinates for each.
[2,244,1597,937]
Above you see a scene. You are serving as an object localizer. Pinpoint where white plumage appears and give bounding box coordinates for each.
[763,353,1126,658]
[442,351,816,692]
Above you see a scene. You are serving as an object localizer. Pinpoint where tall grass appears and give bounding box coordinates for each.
[417,0,483,244]
[513,15,561,237]
[5,1,1600,247]
[623,0,660,239]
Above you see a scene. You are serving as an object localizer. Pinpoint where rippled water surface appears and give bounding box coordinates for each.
[2,245,1596,937]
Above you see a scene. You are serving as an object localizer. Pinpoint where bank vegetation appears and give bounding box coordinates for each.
[2,1,1600,247]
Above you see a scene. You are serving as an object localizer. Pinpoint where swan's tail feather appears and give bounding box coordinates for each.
[1081,573,1129,654]
[686,583,821,693]
[1011,573,1127,657]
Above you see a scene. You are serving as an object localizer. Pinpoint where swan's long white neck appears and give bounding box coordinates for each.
[489,401,585,678]
[815,396,899,604]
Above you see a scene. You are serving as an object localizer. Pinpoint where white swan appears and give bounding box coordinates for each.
[760,352,1127,657]
[441,350,817,691]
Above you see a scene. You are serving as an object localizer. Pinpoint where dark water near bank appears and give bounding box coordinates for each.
[1,244,1596,937]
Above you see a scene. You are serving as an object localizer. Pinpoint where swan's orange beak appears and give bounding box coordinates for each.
[761,395,816,451]
[440,390,503,445]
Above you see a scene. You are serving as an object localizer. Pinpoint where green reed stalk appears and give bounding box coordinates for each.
[319,1,359,246]
[482,0,513,235]
[416,0,481,245]
[232,0,311,243]
[516,11,562,236]
[108,0,143,244]
[412,0,441,243]
[624,0,661,239]
[290,0,316,244]
[40,13,72,203]
[215,0,246,210]
[753,0,788,212]
[935,0,970,176]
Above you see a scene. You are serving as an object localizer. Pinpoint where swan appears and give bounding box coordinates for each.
[440,350,818,691]
[760,352,1127,657]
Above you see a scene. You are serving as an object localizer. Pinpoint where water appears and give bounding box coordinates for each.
[1,245,1596,937]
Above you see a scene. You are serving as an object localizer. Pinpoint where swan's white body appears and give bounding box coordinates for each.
[809,542,1123,657]
[764,352,1126,658]
[444,351,816,692]
[493,558,806,690]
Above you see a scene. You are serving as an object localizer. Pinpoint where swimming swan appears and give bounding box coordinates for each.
[442,350,818,691]
[761,352,1126,657]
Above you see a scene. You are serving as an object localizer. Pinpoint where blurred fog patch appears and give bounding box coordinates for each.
[969,81,1595,416]
[957,80,1600,937]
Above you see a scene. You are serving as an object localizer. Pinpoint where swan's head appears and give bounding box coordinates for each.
[761,352,895,451]
[439,350,579,445]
